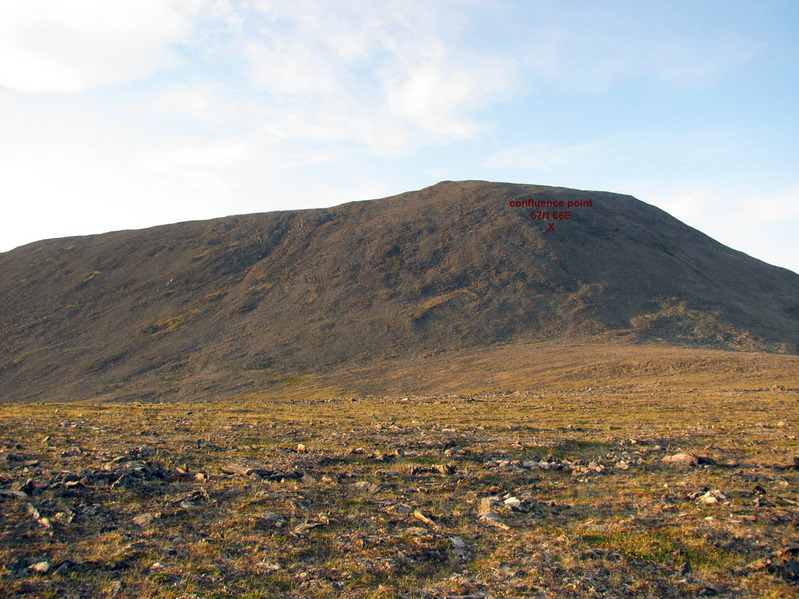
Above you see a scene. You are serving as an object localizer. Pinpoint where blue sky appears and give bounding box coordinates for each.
[1,0,797,273]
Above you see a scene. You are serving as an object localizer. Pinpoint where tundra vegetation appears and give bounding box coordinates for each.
[1,344,797,598]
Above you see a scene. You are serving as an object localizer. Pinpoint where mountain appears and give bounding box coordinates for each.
[1,180,797,403]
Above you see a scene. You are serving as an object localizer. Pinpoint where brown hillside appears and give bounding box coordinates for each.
[0,180,797,403]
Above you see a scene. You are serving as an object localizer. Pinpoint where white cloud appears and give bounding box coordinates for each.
[247,38,343,96]
[0,0,207,93]
[239,1,514,146]
[644,186,799,273]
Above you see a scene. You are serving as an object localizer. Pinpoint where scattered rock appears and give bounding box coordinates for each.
[662,453,699,467]
[260,513,286,528]
[433,463,457,475]
[479,511,510,530]
[697,490,726,505]
[353,480,379,493]
[768,547,799,582]
[293,521,326,535]
[221,464,301,482]
[53,509,75,525]
[744,557,772,572]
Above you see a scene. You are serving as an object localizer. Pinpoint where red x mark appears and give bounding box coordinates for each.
[547,222,555,231]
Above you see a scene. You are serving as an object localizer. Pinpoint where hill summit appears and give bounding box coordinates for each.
[1,180,797,403]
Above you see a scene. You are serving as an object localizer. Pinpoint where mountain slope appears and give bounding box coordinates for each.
[1,180,797,403]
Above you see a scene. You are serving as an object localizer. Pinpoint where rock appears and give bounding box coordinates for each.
[413,509,436,526]
[766,547,799,583]
[55,560,78,575]
[443,446,465,457]
[744,557,772,572]
[29,561,50,574]
[106,580,124,595]
[479,496,501,514]
[221,464,259,477]
[662,453,699,467]
[409,465,435,475]
[26,503,41,520]
[450,535,467,549]
[221,464,299,481]
[615,461,630,471]
[353,481,379,493]
[386,503,414,515]
[479,511,510,530]
[697,490,726,505]
[261,513,286,528]
[433,463,457,475]
[293,521,325,535]
[17,478,38,496]
[53,509,75,524]
[138,445,156,457]
[450,536,469,561]
[0,489,29,499]
[503,496,522,509]
[371,451,394,462]
[132,512,157,527]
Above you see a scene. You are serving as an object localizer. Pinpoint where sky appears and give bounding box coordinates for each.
[1,0,798,273]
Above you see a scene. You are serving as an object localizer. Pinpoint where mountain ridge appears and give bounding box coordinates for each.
[1,180,797,403]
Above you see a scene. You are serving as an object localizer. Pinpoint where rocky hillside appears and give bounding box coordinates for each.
[1,180,797,402]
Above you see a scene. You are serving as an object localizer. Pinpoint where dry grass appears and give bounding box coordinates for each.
[1,347,798,598]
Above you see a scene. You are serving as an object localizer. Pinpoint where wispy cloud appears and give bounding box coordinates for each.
[0,1,795,273]
[0,0,207,93]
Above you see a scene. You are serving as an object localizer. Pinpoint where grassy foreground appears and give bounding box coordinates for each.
[1,346,798,598]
